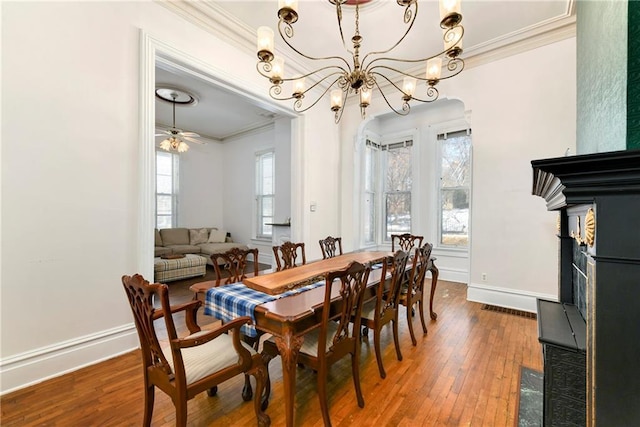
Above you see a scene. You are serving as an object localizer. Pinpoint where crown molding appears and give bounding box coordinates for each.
[156,0,311,77]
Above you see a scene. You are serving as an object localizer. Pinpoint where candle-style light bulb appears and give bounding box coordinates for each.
[426,58,442,83]
[330,89,343,111]
[257,26,274,62]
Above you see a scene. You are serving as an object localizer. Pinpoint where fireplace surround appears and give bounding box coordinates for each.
[531,149,640,426]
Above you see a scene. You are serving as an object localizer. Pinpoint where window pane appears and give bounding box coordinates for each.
[156,175,172,194]
[157,216,172,229]
[441,136,471,188]
[386,146,412,191]
[262,196,273,217]
[363,192,374,243]
[364,146,375,192]
[157,195,173,215]
[441,189,469,246]
[386,192,411,239]
[156,152,172,175]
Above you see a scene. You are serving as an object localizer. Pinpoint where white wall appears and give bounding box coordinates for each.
[340,37,577,311]
[221,119,294,265]
[177,137,224,228]
[0,1,340,394]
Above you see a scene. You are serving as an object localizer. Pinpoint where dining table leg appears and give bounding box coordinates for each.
[274,330,304,427]
[428,259,439,320]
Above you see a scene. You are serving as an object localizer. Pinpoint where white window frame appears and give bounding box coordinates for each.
[255,149,275,240]
[362,138,380,246]
[382,138,414,242]
[155,150,179,229]
[360,131,416,247]
[436,128,472,250]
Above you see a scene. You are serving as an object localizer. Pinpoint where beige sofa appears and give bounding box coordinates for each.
[155,227,249,266]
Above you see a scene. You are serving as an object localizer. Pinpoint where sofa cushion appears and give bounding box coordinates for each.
[160,228,189,246]
[168,244,202,255]
[189,228,209,245]
[208,229,227,243]
[155,246,173,257]
[155,229,163,246]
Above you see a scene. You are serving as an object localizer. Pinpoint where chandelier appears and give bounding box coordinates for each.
[256,0,465,123]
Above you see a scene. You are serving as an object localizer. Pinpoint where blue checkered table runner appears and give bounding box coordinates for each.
[204,280,325,337]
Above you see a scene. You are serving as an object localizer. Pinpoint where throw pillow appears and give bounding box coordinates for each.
[208,229,227,243]
[189,228,209,245]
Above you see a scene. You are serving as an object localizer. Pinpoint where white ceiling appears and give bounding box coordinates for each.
[155,0,574,143]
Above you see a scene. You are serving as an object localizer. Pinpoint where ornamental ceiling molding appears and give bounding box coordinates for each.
[157,0,576,91]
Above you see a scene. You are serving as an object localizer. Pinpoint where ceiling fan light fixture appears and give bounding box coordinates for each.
[155,87,200,153]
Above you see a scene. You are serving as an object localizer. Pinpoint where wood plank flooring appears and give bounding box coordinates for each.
[1,278,542,426]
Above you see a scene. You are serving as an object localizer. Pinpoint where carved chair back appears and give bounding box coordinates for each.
[391,233,424,253]
[318,235,343,259]
[272,241,306,271]
[212,247,260,285]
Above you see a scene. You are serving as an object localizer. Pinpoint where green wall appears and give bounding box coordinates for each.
[627,0,640,150]
[576,0,628,154]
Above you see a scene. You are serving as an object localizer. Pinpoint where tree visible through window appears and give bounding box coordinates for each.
[439,131,471,246]
[156,151,178,229]
[256,151,274,239]
[384,141,413,240]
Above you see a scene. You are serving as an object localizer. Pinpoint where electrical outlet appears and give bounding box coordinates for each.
[481,273,487,281]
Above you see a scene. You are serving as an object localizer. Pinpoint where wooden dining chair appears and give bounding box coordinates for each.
[212,247,260,285]
[262,261,371,427]
[189,247,260,303]
[122,274,270,427]
[390,233,424,252]
[399,243,434,345]
[318,236,343,259]
[359,250,409,378]
[272,241,306,271]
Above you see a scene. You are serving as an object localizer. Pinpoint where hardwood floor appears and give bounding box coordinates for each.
[0,277,542,426]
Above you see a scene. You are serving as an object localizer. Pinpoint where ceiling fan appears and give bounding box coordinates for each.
[155,88,205,153]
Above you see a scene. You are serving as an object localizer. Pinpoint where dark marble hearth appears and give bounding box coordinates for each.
[518,366,543,427]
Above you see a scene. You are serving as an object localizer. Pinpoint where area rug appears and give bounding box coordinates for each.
[517,366,543,427]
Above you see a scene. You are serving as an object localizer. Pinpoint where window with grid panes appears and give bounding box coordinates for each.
[156,151,178,229]
[256,150,275,239]
[438,130,471,247]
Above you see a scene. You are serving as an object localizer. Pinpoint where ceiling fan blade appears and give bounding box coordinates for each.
[183,136,206,144]
[181,131,200,138]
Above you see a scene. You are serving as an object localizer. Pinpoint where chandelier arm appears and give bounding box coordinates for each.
[370,70,439,104]
[257,61,349,84]
[360,1,418,68]
[277,19,352,72]
[368,57,465,82]
[268,75,345,112]
[364,25,464,70]
[371,77,410,116]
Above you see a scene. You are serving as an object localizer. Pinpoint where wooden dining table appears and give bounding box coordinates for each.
[199,250,440,426]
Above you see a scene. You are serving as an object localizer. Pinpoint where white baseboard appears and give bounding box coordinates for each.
[467,282,557,313]
[0,324,139,395]
[429,266,469,284]
[258,253,273,266]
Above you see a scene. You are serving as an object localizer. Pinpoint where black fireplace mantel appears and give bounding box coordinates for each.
[531,149,640,426]
[532,150,640,210]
